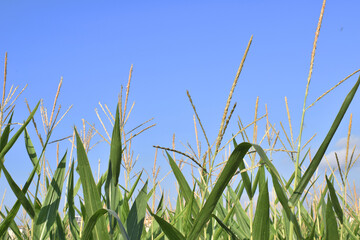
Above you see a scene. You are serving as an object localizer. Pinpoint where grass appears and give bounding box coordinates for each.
[1,0,360,239]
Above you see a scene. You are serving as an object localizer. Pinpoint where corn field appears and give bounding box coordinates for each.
[0,0,360,239]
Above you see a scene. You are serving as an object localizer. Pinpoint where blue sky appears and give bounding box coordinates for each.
[0,1,360,208]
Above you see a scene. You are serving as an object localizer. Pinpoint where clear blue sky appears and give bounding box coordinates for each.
[0,1,360,208]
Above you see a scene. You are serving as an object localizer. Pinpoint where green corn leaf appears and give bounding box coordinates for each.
[67,161,80,239]
[81,208,129,240]
[166,151,200,213]
[105,161,120,236]
[212,214,239,240]
[119,189,129,223]
[126,181,149,240]
[55,211,66,240]
[234,137,253,199]
[0,208,23,240]
[342,222,358,240]
[188,142,252,240]
[227,184,250,238]
[238,155,252,199]
[251,143,303,239]
[183,184,196,234]
[0,113,13,178]
[79,200,87,224]
[325,195,339,240]
[156,193,164,213]
[252,180,270,240]
[75,129,110,240]
[252,165,265,197]
[213,186,239,239]
[305,220,316,240]
[289,75,360,207]
[74,177,82,200]
[0,152,35,219]
[271,169,303,239]
[251,168,260,197]
[0,149,41,237]
[325,175,343,224]
[126,170,143,201]
[110,104,122,185]
[32,152,67,240]
[96,170,108,195]
[258,165,266,193]
[0,103,40,220]
[252,144,283,185]
[24,128,41,175]
[0,101,39,161]
[151,213,185,240]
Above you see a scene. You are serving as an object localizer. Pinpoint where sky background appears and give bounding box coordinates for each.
[0,1,360,209]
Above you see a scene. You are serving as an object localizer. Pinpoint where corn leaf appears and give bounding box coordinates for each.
[151,213,185,240]
[325,195,339,239]
[0,208,23,239]
[0,103,40,219]
[0,101,39,161]
[55,211,66,240]
[75,129,110,240]
[0,113,13,178]
[166,151,200,213]
[233,138,252,199]
[110,103,122,185]
[125,171,143,201]
[212,214,239,240]
[24,128,41,175]
[126,181,148,240]
[289,75,360,207]
[188,142,252,240]
[32,152,67,240]
[81,208,129,240]
[67,160,80,239]
[325,175,343,224]
[252,180,270,240]
[105,161,120,236]
[0,152,35,218]
[0,148,41,237]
